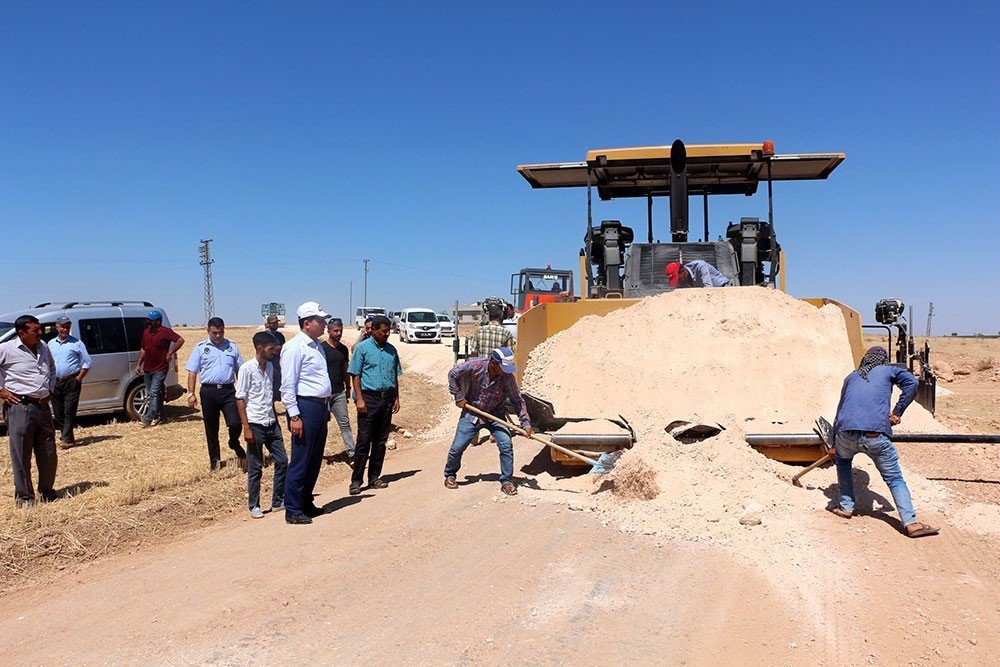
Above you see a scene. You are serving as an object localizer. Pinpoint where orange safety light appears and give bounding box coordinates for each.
[762,140,775,155]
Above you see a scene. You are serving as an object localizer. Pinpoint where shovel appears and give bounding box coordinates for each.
[791,417,836,487]
[461,404,612,470]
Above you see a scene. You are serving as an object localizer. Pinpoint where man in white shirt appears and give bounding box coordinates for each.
[236,332,288,519]
[0,315,58,507]
[280,302,333,525]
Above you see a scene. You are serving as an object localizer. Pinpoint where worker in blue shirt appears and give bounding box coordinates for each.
[186,317,246,472]
[48,316,92,447]
[665,260,732,288]
[830,346,939,538]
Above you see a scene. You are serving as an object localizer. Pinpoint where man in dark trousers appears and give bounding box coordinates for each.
[0,315,58,507]
[280,302,333,525]
[347,315,401,495]
[186,317,246,472]
[445,347,532,496]
[831,346,939,538]
[322,317,355,460]
[48,316,92,447]
[236,332,287,519]
[264,314,285,405]
[136,309,184,427]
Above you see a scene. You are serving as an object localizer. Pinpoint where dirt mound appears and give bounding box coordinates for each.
[602,451,660,500]
[524,288,941,432]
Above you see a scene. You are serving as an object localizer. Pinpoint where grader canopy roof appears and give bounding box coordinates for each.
[517,142,844,199]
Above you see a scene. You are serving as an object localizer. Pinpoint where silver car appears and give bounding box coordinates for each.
[0,301,185,422]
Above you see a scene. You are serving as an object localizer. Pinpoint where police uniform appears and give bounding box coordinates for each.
[186,338,245,467]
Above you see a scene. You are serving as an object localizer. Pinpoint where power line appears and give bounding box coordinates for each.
[199,238,215,325]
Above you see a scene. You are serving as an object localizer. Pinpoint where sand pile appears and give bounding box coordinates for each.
[523,287,942,432]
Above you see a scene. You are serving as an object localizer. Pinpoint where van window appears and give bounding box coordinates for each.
[79,318,128,355]
[406,311,437,323]
[41,323,58,342]
[124,318,148,352]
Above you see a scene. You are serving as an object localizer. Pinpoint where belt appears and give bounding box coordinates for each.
[57,375,78,382]
[201,383,234,390]
[362,388,396,398]
[296,395,328,404]
[863,431,882,438]
[15,394,50,405]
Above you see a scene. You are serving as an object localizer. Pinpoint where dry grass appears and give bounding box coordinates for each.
[0,326,448,594]
[974,356,995,372]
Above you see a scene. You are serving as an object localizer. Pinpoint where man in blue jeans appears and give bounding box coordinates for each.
[236,332,287,519]
[831,346,939,538]
[444,347,533,496]
[135,310,184,427]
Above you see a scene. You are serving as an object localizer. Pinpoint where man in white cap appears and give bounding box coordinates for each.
[444,347,532,496]
[280,302,333,525]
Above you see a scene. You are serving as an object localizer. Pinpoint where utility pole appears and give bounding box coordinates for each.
[925,302,934,338]
[363,258,370,307]
[198,238,215,325]
[349,280,353,320]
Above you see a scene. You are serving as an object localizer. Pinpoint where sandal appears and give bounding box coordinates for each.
[905,522,940,538]
[829,507,853,519]
[501,482,518,496]
[444,477,458,490]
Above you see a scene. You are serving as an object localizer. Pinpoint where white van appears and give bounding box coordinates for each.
[354,306,387,329]
[398,308,441,343]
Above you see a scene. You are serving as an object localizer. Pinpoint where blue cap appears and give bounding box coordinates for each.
[490,346,517,374]
[148,309,163,320]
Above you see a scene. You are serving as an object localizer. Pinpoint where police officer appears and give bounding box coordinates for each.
[185,317,246,471]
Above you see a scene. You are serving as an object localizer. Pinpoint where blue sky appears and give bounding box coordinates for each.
[2,2,997,333]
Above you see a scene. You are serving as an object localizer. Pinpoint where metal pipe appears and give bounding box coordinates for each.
[746,433,1000,447]
[703,192,709,242]
[647,194,653,243]
[550,433,634,447]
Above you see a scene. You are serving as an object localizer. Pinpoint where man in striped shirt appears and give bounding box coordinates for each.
[469,301,514,359]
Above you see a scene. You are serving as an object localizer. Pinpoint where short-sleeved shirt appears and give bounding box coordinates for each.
[321,341,350,393]
[347,337,402,392]
[266,329,286,346]
[235,359,275,426]
[48,335,92,377]
[140,326,181,373]
[0,339,56,399]
[185,338,243,385]
[470,322,514,357]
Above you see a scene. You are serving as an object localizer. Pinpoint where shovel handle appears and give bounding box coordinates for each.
[791,451,834,487]
[462,404,600,467]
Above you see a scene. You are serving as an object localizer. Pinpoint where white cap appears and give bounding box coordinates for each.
[296,301,329,320]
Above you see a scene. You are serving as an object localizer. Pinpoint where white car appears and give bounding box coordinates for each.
[355,306,387,329]
[437,314,456,336]
[399,308,441,343]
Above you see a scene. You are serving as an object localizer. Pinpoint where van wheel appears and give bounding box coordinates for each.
[124,380,150,422]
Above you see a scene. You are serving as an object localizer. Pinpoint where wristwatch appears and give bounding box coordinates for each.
[290,415,301,422]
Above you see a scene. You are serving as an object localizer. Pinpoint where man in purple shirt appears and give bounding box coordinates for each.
[444,347,533,496]
[830,346,939,538]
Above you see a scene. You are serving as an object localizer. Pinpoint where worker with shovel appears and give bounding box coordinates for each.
[445,347,533,496]
[830,346,939,538]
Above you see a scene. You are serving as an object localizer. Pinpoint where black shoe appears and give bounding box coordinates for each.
[40,490,60,502]
[349,483,361,495]
[285,513,312,525]
[304,505,325,518]
[370,478,388,489]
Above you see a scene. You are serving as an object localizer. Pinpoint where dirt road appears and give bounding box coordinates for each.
[0,334,997,665]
